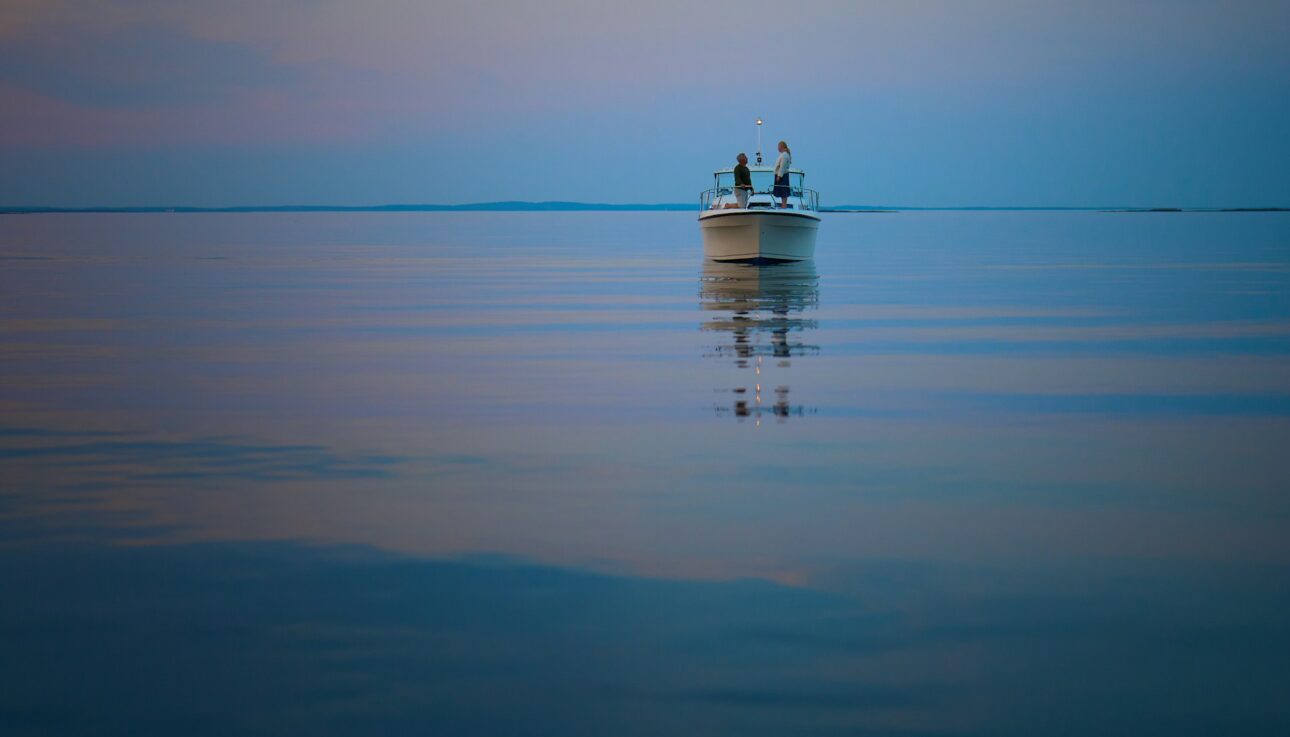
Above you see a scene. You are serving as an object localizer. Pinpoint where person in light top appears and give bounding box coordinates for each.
[773,140,792,208]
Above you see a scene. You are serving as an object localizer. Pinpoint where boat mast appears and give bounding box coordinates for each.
[755,118,763,166]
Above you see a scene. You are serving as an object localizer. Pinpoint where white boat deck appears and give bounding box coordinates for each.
[698,166,821,262]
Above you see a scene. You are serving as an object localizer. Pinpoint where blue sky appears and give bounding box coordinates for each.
[1,0,1288,207]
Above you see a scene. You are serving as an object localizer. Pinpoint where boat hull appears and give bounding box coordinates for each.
[698,210,820,262]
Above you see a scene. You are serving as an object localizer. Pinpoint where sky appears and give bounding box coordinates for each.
[1,0,1288,207]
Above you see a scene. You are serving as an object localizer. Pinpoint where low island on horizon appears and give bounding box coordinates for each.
[2,202,1287,214]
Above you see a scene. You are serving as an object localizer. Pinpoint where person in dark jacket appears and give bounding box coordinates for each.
[733,153,753,208]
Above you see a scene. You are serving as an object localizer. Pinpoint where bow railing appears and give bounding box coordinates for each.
[700,186,819,212]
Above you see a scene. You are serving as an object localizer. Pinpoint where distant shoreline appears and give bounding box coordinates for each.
[1,202,1286,215]
[0,201,696,212]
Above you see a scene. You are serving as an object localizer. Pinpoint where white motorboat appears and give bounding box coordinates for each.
[698,165,821,262]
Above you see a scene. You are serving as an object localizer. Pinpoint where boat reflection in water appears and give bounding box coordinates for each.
[700,260,820,422]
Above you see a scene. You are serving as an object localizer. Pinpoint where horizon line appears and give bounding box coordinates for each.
[2,201,1287,215]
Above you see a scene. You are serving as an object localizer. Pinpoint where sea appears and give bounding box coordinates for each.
[2,210,1288,735]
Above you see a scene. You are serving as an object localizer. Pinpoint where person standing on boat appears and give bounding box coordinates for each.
[734,153,753,209]
[773,140,792,208]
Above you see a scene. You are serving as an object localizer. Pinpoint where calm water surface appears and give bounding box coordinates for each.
[2,211,1289,735]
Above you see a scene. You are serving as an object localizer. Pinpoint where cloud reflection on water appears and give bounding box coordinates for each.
[2,540,1287,737]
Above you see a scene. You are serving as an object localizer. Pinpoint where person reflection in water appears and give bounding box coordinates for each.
[733,153,753,209]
